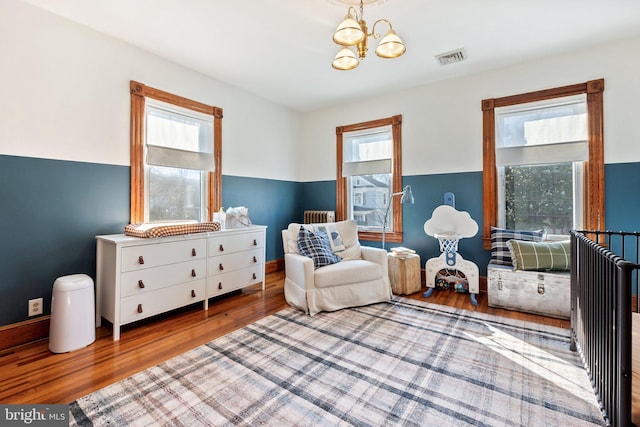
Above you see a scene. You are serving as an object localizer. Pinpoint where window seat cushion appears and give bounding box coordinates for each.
[314,259,382,288]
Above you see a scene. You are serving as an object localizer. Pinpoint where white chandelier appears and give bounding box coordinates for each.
[331,0,406,70]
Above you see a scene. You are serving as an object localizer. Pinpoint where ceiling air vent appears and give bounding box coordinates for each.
[435,48,466,66]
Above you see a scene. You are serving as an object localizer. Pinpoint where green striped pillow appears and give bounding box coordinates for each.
[506,240,571,271]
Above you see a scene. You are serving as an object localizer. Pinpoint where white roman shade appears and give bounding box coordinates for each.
[342,159,391,176]
[496,140,588,167]
[145,101,214,171]
[146,145,215,171]
[495,95,587,167]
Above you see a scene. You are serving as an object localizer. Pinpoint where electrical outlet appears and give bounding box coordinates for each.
[28,298,43,317]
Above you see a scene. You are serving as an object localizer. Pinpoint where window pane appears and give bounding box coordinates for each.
[147,111,202,152]
[349,173,391,229]
[502,162,574,234]
[148,165,204,222]
[147,104,213,153]
[343,128,392,162]
[496,96,586,149]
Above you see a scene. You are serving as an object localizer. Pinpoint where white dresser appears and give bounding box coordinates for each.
[96,226,267,340]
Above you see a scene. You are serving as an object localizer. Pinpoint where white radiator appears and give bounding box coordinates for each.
[303,210,335,224]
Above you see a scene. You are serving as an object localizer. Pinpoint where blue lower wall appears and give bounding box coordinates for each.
[0,156,305,326]
[300,172,491,275]
[0,155,129,326]
[222,175,303,261]
[1,154,638,326]
[300,163,640,274]
[604,162,640,231]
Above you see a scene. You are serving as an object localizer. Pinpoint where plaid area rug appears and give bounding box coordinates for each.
[70,298,605,426]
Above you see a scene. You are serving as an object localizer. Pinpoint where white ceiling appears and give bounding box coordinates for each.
[21,0,640,112]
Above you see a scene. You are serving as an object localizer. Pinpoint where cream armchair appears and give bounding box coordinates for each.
[282,219,392,315]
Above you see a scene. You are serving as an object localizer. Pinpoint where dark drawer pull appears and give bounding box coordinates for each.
[191,289,196,298]
[218,282,222,290]
[253,256,257,263]
[138,280,145,289]
[219,263,224,271]
[192,248,197,256]
[137,304,143,313]
[253,239,257,246]
[253,273,257,280]
[138,256,144,265]
[219,244,224,251]
[191,269,196,277]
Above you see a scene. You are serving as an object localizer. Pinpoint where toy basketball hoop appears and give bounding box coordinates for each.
[435,232,461,255]
[423,204,479,306]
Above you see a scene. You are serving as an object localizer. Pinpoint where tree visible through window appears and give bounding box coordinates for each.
[148,166,203,221]
[503,162,574,234]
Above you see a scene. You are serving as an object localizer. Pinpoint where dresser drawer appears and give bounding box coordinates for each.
[120,259,207,297]
[207,265,263,297]
[208,231,264,255]
[121,239,206,272]
[208,248,263,276]
[120,279,206,325]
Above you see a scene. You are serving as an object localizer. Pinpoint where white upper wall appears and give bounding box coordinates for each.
[301,36,640,182]
[0,0,302,181]
[2,1,639,185]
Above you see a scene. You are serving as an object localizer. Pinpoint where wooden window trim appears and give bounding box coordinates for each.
[129,81,223,223]
[481,79,605,249]
[336,115,403,243]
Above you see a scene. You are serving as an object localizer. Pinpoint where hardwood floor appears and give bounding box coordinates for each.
[0,270,584,408]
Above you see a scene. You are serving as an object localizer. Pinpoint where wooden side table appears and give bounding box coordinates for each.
[388,253,421,295]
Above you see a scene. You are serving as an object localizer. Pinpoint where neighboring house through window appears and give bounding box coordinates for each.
[336,115,403,243]
[481,79,604,248]
[130,81,223,223]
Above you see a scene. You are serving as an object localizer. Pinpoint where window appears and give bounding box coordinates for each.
[337,115,403,242]
[495,95,587,236]
[130,81,222,223]
[482,79,604,248]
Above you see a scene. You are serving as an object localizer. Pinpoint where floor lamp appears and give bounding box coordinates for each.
[382,185,414,250]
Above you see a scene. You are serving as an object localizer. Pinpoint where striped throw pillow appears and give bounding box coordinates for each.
[490,227,544,266]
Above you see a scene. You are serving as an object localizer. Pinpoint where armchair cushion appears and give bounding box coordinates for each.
[297,226,341,269]
[314,260,382,288]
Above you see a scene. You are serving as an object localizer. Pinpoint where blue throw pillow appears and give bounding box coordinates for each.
[297,226,342,269]
[490,227,544,266]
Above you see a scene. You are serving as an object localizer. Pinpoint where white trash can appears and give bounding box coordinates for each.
[49,274,96,353]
